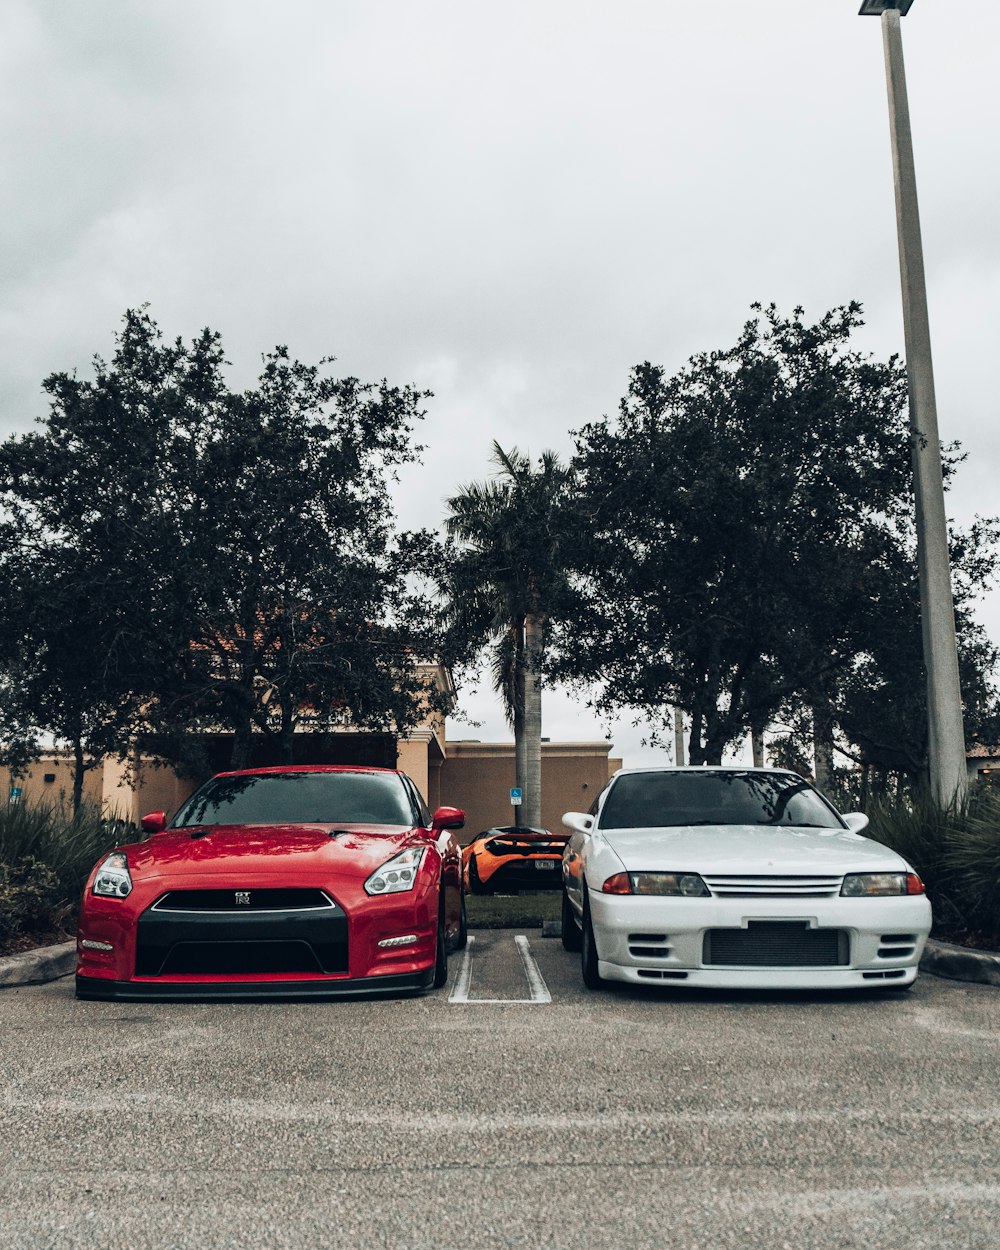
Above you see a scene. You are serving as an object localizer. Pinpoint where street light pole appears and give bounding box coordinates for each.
[860,0,968,805]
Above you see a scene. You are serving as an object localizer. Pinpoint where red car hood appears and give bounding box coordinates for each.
[126,824,422,880]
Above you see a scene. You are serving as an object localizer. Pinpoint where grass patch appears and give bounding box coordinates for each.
[467,891,562,929]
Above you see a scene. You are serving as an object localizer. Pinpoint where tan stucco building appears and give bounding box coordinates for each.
[2,729,620,843]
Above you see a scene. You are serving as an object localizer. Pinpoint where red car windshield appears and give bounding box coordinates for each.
[172,772,416,829]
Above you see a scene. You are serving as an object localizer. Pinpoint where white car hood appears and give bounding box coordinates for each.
[599,824,906,875]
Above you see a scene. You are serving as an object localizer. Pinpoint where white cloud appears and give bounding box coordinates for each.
[2,0,997,763]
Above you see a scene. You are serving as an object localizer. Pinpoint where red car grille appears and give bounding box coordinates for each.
[135,896,349,976]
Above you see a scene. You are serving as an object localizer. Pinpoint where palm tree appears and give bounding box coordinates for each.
[443,443,575,828]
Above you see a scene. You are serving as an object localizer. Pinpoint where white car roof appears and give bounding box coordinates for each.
[610,765,799,777]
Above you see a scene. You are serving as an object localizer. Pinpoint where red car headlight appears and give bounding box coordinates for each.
[92,853,133,898]
[365,847,427,896]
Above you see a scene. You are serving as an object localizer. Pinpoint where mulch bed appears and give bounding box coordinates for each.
[931,927,1000,954]
[0,926,75,960]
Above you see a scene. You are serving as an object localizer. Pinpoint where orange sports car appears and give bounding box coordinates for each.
[463,825,569,894]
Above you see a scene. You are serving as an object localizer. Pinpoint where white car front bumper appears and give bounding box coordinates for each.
[587,891,932,990]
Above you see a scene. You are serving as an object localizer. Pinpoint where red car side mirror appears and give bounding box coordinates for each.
[140,810,167,834]
[431,806,465,831]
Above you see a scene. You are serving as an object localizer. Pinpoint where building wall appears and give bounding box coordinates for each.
[132,762,200,823]
[967,754,1000,787]
[2,734,620,837]
[439,741,621,844]
[2,757,104,812]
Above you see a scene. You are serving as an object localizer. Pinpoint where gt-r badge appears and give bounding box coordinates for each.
[235,891,251,905]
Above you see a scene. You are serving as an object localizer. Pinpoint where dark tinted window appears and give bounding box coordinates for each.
[173,771,415,828]
[598,771,842,830]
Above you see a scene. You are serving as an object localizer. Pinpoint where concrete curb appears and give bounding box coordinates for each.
[920,937,1000,987]
[0,940,76,989]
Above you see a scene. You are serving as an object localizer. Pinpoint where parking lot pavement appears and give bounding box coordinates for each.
[2,933,999,1250]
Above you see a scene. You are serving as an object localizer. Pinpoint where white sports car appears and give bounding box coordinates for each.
[561,767,932,991]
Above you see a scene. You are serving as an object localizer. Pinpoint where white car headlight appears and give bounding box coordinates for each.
[364,847,426,896]
[601,871,710,896]
[633,871,710,897]
[840,871,924,897]
[92,853,133,898]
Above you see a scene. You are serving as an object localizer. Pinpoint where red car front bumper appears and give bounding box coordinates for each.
[76,869,440,999]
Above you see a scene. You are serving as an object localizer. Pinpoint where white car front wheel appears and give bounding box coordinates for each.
[581,897,605,990]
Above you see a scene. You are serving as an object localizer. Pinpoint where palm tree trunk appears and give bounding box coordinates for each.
[72,737,86,815]
[673,708,686,766]
[751,724,765,769]
[513,622,527,793]
[812,700,835,793]
[521,611,543,827]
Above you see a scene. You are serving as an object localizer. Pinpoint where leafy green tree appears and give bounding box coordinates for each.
[0,545,149,811]
[0,309,227,807]
[801,522,999,791]
[442,443,576,827]
[0,309,443,796]
[562,302,996,773]
[158,344,440,770]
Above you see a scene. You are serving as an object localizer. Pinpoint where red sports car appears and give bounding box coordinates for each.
[75,765,466,1000]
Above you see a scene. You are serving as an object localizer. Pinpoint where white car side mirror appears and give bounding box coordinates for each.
[842,812,870,833]
[562,811,594,834]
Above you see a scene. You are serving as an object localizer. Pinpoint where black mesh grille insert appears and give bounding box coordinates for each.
[703,921,848,967]
[159,941,323,975]
[135,898,349,976]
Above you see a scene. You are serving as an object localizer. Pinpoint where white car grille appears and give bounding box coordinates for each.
[704,921,850,967]
[702,874,842,898]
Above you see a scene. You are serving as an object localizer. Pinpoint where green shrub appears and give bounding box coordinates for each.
[0,858,65,944]
[0,800,129,945]
[862,785,1000,948]
[942,790,1000,946]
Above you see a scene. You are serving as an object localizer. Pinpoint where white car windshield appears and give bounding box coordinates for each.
[598,770,843,830]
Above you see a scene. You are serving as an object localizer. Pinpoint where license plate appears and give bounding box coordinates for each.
[535,860,555,871]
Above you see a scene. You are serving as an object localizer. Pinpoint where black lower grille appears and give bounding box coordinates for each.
[158,941,324,975]
[703,922,848,967]
[135,900,349,976]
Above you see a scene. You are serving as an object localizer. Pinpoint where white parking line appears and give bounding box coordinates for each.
[515,934,552,1003]
[447,934,552,1005]
[448,935,476,1003]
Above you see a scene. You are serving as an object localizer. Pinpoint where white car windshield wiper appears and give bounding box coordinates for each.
[754,821,835,828]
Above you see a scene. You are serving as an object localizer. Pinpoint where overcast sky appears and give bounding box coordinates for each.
[2,0,997,768]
